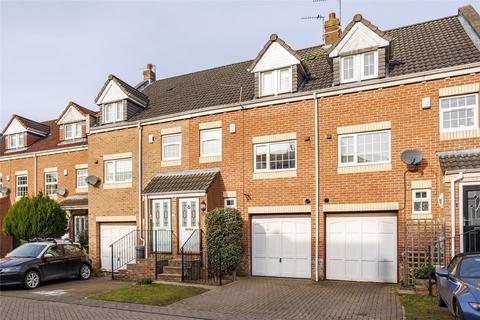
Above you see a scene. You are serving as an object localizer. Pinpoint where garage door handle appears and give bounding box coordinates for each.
[279,258,282,263]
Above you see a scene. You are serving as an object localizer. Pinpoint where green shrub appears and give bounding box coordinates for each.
[414,264,436,279]
[92,270,105,278]
[136,277,153,285]
[205,208,244,273]
[3,193,68,241]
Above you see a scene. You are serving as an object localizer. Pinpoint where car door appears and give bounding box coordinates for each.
[40,245,66,280]
[63,244,83,276]
[445,256,462,313]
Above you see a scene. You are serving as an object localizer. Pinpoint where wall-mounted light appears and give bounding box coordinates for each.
[304,198,311,204]
[63,169,68,176]
[200,201,207,212]
[323,197,330,204]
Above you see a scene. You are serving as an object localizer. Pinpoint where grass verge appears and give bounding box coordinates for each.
[90,283,208,306]
[400,295,452,320]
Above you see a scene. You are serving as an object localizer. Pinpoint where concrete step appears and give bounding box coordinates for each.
[167,259,183,267]
[162,266,182,275]
[156,273,182,282]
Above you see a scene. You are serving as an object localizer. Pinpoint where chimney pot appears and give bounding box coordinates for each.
[143,64,156,82]
[324,12,341,46]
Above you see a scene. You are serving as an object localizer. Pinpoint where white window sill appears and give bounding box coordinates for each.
[253,170,297,180]
[76,187,88,193]
[337,163,391,174]
[412,213,432,220]
[440,128,480,141]
[103,182,132,189]
[199,155,222,164]
[161,159,182,167]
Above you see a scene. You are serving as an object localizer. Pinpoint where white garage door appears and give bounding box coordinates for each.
[100,224,136,272]
[326,215,397,283]
[252,215,311,278]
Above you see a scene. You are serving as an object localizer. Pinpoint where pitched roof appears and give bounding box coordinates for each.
[56,101,97,123]
[2,114,50,135]
[437,148,480,173]
[143,168,219,194]
[123,12,480,123]
[59,194,88,208]
[95,74,149,105]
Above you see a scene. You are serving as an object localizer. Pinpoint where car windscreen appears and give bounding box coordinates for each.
[6,243,47,258]
[459,257,480,278]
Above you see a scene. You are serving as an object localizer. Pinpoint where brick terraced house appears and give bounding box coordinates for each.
[0,102,97,255]
[2,5,480,285]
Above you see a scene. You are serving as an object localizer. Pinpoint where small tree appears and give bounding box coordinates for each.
[3,193,68,241]
[205,208,243,274]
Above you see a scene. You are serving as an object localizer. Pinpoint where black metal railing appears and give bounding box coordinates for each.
[426,227,480,295]
[152,230,177,280]
[181,229,223,285]
[110,229,141,279]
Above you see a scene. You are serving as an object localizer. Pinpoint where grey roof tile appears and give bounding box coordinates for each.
[143,168,219,194]
[438,148,480,172]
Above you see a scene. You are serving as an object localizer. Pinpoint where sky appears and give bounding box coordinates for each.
[1,0,479,129]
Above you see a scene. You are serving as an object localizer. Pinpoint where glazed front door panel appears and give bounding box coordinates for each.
[179,198,199,250]
[152,199,172,252]
[463,185,480,253]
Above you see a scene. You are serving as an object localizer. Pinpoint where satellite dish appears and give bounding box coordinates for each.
[0,187,10,195]
[55,188,67,197]
[400,149,423,165]
[86,175,99,186]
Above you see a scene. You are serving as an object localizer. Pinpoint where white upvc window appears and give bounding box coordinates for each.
[44,172,58,196]
[104,158,132,184]
[76,168,88,188]
[64,122,82,140]
[8,133,25,149]
[254,140,296,172]
[103,101,124,123]
[0,175,3,189]
[412,189,431,217]
[16,175,28,198]
[200,128,222,157]
[338,130,390,166]
[162,133,182,161]
[340,51,378,83]
[440,94,478,133]
[260,67,292,96]
[224,197,237,208]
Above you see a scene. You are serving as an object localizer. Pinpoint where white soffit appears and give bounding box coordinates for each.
[251,42,300,73]
[97,80,128,104]
[57,106,86,125]
[329,22,389,57]
[4,118,27,135]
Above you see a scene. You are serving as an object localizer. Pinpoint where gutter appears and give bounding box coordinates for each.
[314,92,319,282]
[450,172,463,258]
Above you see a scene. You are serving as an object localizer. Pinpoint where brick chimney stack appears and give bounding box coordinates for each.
[324,12,341,46]
[143,64,156,82]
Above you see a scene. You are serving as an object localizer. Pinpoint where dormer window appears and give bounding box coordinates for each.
[8,133,24,149]
[64,122,82,140]
[260,68,292,97]
[104,101,124,123]
[341,51,378,83]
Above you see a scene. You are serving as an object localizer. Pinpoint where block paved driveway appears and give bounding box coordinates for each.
[0,277,403,320]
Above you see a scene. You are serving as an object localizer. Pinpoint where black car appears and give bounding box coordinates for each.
[0,239,92,289]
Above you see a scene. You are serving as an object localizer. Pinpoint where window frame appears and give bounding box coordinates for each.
[412,189,432,216]
[8,133,24,149]
[64,122,83,140]
[224,197,237,208]
[200,128,222,157]
[360,51,378,80]
[76,168,88,188]
[162,133,182,161]
[16,174,28,198]
[338,130,391,167]
[439,93,478,133]
[103,101,124,124]
[260,67,292,97]
[253,140,297,173]
[44,171,58,196]
[340,56,355,83]
[340,51,378,83]
[104,158,132,184]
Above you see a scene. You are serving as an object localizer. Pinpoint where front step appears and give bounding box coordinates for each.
[162,265,182,275]
[167,258,182,267]
[156,273,182,282]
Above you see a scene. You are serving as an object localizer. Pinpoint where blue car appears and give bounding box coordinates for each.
[436,253,480,320]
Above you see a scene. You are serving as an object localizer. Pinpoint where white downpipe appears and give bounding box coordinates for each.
[137,122,145,255]
[33,153,37,194]
[450,172,463,258]
[314,92,319,282]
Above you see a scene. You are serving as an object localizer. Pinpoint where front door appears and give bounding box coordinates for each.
[463,185,480,252]
[179,198,199,251]
[152,199,172,252]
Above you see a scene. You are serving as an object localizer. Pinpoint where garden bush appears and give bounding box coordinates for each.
[414,264,436,279]
[205,208,244,273]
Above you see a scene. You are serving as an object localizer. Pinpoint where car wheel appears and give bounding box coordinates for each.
[454,301,464,320]
[437,294,447,307]
[24,270,40,289]
[78,264,91,280]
